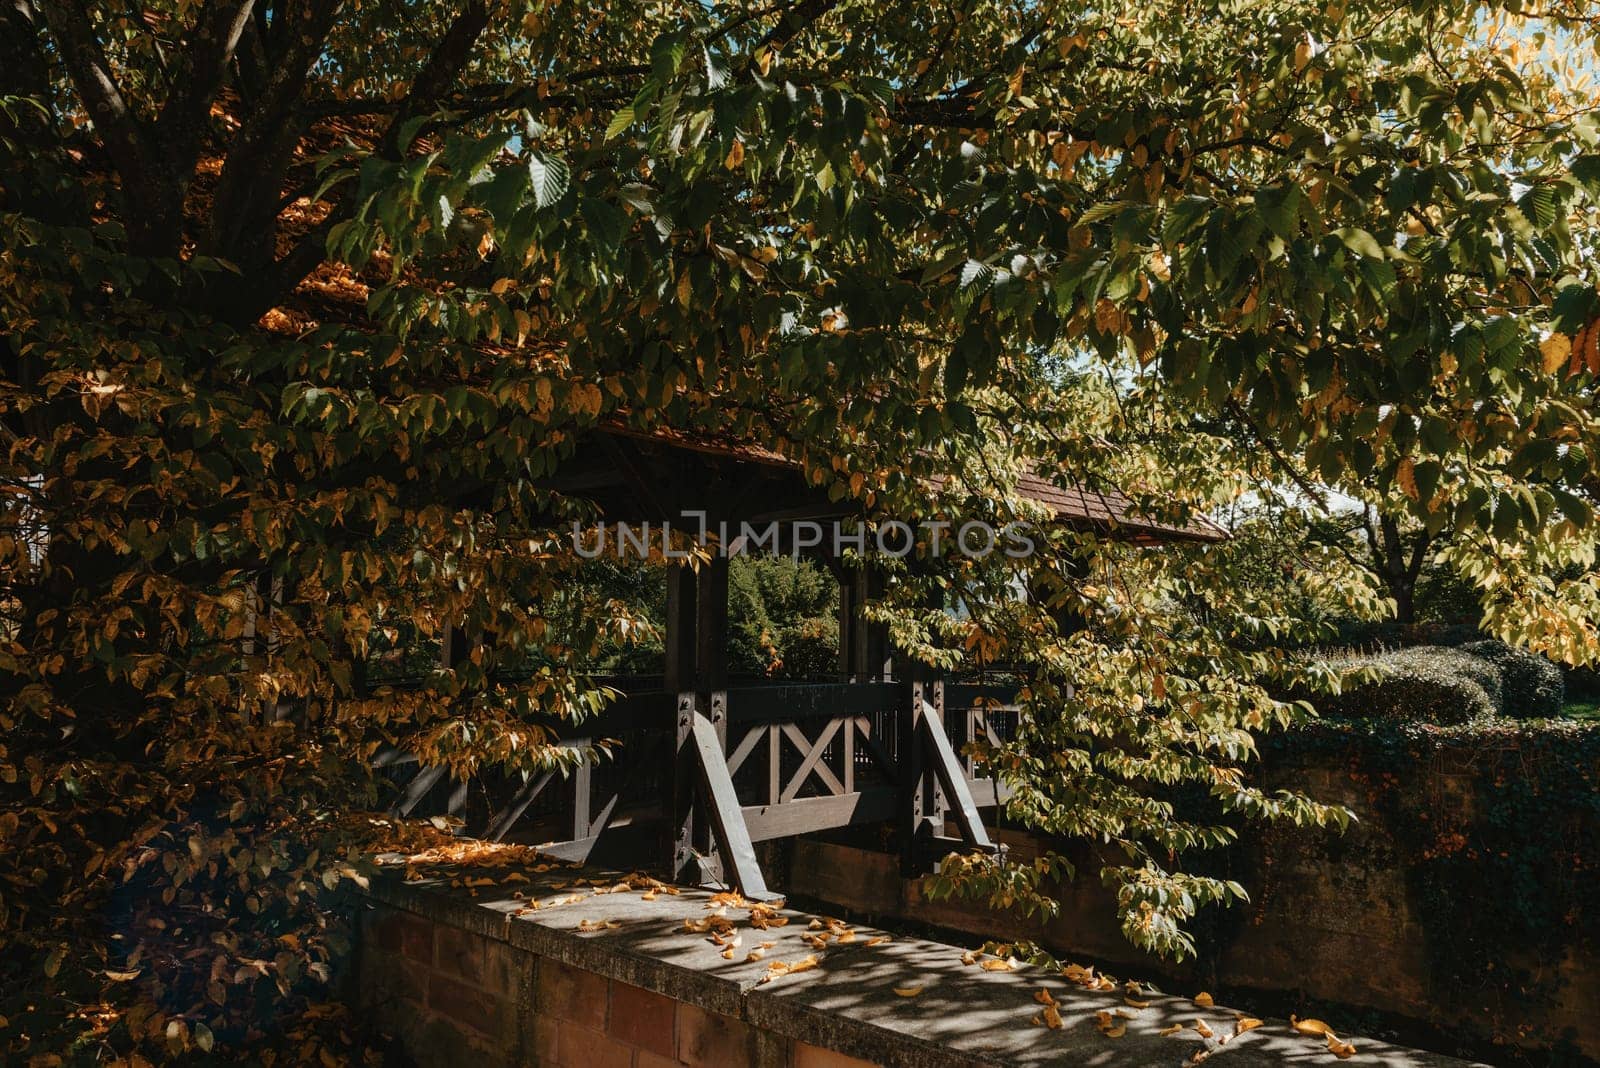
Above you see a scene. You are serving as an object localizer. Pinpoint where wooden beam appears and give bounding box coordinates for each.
[742,787,898,842]
[688,709,776,900]
[481,769,555,842]
[779,720,845,802]
[723,681,897,724]
[918,699,993,851]
[388,764,446,818]
[663,566,696,694]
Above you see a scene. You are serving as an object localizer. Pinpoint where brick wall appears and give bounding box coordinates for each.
[782,746,1600,1063]
[356,903,876,1068]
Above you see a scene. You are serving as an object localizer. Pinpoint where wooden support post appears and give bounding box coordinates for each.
[667,563,701,881]
[693,556,731,881]
[664,565,697,693]
[688,709,776,901]
[917,699,992,851]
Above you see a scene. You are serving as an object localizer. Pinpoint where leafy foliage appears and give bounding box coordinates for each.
[1311,646,1506,725]
[2,0,1600,1059]
[1458,639,1566,718]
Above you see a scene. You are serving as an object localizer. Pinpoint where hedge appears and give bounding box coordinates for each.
[1308,641,1568,726]
[1313,646,1502,725]
[1457,639,1565,718]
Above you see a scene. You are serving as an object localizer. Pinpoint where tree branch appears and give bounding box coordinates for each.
[156,0,256,173]
[378,0,491,159]
[37,0,176,251]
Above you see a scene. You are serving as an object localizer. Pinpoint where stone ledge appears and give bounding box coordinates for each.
[358,864,1484,1067]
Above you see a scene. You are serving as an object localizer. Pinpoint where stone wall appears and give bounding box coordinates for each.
[780,736,1600,1064]
[356,895,869,1068]
[352,868,1473,1068]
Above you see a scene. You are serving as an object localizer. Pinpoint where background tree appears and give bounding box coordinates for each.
[4,0,1600,1060]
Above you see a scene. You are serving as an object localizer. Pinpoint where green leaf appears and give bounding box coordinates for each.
[605,105,636,141]
[527,152,571,209]
[1331,227,1385,259]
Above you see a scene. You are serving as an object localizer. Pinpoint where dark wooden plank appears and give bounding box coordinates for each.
[725,725,766,777]
[780,720,845,801]
[724,681,898,724]
[742,787,899,842]
[388,764,446,818]
[946,682,1021,709]
[965,778,1013,809]
[842,716,854,793]
[535,834,603,864]
[918,699,994,851]
[851,716,898,777]
[481,769,556,842]
[664,566,696,694]
[371,744,418,769]
[689,709,776,900]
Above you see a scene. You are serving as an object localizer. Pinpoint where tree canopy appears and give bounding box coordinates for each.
[3,0,1600,1060]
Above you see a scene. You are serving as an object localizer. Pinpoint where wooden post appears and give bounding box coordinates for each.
[694,556,729,881]
[897,581,949,873]
[667,563,700,881]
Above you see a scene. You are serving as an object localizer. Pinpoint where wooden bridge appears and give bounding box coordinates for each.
[376,427,1220,898]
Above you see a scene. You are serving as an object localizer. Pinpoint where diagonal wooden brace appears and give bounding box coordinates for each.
[918,699,994,852]
[687,709,779,901]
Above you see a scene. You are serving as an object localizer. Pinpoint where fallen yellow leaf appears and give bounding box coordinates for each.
[745,948,766,962]
[980,957,1020,972]
[1033,989,1057,1006]
[865,935,891,946]
[1042,1004,1063,1030]
[1193,991,1214,1007]
[1327,1034,1357,1059]
[1290,1016,1333,1036]
[1194,1019,1214,1038]
[894,986,924,998]
[1234,1017,1264,1036]
[1159,1024,1184,1037]
[1125,996,1150,1009]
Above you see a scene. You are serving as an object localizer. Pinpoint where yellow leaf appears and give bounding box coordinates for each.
[980,957,1019,972]
[1042,1003,1063,1030]
[724,139,746,170]
[865,935,891,946]
[1194,1019,1214,1038]
[1159,1024,1184,1037]
[1290,1016,1333,1036]
[1033,989,1057,1006]
[893,986,924,998]
[1125,996,1150,1009]
[1235,1017,1264,1035]
[1541,332,1572,374]
[745,948,766,962]
[1294,35,1314,71]
[104,969,142,982]
[1193,991,1214,1007]
[1396,456,1418,501]
[1327,1034,1357,1058]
